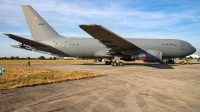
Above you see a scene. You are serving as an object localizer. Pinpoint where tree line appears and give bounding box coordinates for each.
[0,56,56,60]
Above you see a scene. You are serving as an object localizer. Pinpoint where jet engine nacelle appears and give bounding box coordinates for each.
[133,50,162,62]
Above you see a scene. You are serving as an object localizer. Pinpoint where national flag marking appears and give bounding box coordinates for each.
[34,17,39,20]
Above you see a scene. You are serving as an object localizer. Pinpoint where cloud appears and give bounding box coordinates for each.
[0,0,199,57]
[0,0,199,31]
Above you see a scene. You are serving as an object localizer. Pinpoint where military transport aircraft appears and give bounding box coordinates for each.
[4,5,196,66]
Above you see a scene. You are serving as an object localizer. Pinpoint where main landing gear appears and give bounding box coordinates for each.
[112,62,124,66]
[105,55,124,66]
[105,61,124,66]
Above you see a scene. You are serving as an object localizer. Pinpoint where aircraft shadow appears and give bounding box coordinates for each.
[190,62,200,64]
[80,62,181,69]
[124,63,177,69]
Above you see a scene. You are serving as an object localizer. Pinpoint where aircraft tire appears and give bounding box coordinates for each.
[119,62,124,66]
[112,62,118,66]
[105,61,111,65]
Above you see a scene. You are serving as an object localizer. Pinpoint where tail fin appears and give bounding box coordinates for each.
[21,5,60,41]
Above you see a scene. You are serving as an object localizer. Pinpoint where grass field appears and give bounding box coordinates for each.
[0,60,105,90]
[0,59,94,65]
[0,59,197,90]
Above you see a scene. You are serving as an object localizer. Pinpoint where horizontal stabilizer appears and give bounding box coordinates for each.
[4,34,50,47]
[11,45,53,55]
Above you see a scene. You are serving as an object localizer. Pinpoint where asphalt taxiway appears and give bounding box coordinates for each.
[0,62,200,112]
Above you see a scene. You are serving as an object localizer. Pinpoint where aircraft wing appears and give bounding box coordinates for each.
[4,34,50,47]
[79,24,139,52]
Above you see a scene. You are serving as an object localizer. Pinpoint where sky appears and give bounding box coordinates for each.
[0,0,200,58]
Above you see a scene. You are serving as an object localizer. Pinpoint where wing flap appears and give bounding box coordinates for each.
[4,34,50,47]
[79,24,139,51]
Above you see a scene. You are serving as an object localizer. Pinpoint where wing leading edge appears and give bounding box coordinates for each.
[79,24,139,52]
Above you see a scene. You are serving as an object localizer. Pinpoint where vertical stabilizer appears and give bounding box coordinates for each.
[21,5,60,41]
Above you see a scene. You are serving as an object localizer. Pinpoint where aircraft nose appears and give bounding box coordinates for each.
[191,46,196,54]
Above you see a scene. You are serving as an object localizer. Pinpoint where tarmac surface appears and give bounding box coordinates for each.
[0,62,200,112]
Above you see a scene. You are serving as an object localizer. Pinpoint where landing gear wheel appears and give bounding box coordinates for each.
[112,62,118,66]
[119,62,124,66]
[105,61,111,65]
[180,62,185,65]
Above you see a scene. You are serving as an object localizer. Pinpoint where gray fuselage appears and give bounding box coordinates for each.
[40,36,196,59]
